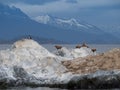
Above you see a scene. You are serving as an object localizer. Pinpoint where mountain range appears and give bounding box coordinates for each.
[34,15,101,34]
[0,3,120,44]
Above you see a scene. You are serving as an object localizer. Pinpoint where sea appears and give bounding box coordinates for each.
[1,44,120,53]
[0,44,120,90]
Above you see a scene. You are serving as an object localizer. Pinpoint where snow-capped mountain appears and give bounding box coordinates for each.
[34,15,51,24]
[0,3,28,19]
[56,18,88,28]
[34,15,89,27]
[0,3,120,44]
[33,15,99,33]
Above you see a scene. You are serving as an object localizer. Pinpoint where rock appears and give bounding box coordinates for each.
[67,70,120,89]
[62,48,120,74]
[0,39,120,89]
[0,39,69,87]
[54,47,95,60]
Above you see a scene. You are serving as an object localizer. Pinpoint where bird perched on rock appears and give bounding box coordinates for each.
[28,35,32,39]
[91,48,97,53]
[55,45,62,50]
[76,45,81,48]
[81,43,89,48]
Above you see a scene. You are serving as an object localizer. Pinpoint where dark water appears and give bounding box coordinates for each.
[3,87,68,90]
[0,44,120,90]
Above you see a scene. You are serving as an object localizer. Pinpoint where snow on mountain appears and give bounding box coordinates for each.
[0,3,119,44]
[33,15,94,30]
[34,15,51,24]
[56,18,88,28]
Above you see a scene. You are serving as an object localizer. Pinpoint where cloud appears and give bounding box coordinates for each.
[65,0,78,3]
[10,0,78,17]
[10,0,120,17]
[76,0,120,9]
[0,0,61,5]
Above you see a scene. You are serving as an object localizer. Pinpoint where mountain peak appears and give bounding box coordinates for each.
[56,18,87,28]
[34,15,51,24]
[0,3,28,18]
[0,7,119,44]
[33,15,95,30]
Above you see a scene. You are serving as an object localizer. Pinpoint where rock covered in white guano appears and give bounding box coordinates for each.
[54,47,73,60]
[1,39,116,89]
[0,39,71,85]
[54,47,95,59]
[71,47,94,58]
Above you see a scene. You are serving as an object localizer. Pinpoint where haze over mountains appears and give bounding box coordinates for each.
[0,3,120,44]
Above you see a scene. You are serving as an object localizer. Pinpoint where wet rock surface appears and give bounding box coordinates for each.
[66,70,120,89]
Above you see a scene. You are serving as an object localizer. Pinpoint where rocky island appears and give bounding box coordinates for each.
[0,39,120,89]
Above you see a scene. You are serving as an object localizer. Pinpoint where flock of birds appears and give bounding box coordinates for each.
[27,35,96,53]
[55,43,97,53]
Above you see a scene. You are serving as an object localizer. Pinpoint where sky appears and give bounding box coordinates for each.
[0,0,120,31]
